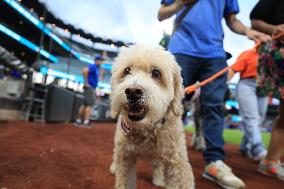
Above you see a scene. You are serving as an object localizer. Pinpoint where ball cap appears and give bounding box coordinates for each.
[95,55,105,61]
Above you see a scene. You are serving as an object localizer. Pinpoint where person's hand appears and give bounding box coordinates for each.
[245,28,271,43]
[272,24,284,36]
[83,83,90,89]
[181,0,196,4]
[272,24,284,43]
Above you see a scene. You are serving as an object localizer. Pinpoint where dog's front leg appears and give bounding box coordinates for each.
[114,154,137,189]
[152,160,165,187]
[164,159,195,189]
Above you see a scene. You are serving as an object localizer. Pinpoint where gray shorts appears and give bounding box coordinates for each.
[83,87,95,106]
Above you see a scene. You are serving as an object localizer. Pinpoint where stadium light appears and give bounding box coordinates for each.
[0,24,58,63]
[3,0,95,64]
[3,0,71,52]
[40,67,111,91]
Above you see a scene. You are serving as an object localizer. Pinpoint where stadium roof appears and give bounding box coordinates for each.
[0,0,130,66]
[18,0,131,47]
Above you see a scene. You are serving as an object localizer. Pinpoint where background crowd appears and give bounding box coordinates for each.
[158,0,283,188]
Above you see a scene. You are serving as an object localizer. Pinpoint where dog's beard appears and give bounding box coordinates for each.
[127,103,147,121]
[120,98,169,129]
[122,96,148,122]
[111,80,172,128]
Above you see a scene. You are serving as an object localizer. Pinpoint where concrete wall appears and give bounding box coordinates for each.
[0,79,25,121]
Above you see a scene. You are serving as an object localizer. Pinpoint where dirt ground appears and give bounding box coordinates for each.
[0,121,283,189]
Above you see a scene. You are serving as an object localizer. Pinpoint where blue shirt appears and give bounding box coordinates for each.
[161,0,239,58]
[88,64,99,89]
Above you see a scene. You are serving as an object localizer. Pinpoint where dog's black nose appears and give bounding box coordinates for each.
[125,86,144,102]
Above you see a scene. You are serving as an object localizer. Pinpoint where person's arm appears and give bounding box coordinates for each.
[227,50,249,81]
[225,13,271,42]
[251,20,275,35]
[158,1,183,21]
[250,0,273,35]
[82,67,89,88]
[227,68,236,81]
[157,0,194,21]
[249,0,284,37]
[251,20,284,36]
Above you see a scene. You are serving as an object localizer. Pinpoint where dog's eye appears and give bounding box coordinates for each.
[152,69,161,79]
[124,67,131,76]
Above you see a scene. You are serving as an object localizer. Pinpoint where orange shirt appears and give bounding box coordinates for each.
[231,49,258,78]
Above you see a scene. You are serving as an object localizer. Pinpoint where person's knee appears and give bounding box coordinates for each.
[201,95,224,108]
[242,113,260,123]
[79,105,85,112]
[201,87,226,107]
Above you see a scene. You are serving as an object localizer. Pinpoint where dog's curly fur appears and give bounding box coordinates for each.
[110,44,195,189]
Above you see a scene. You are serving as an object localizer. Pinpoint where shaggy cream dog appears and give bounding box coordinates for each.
[110,44,195,189]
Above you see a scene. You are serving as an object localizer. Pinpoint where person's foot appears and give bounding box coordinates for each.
[248,150,267,162]
[74,119,82,126]
[203,160,245,189]
[82,119,92,129]
[258,160,284,181]
[239,145,267,162]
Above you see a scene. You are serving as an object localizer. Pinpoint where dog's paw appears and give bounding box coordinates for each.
[153,178,165,187]
[109,162,115,175]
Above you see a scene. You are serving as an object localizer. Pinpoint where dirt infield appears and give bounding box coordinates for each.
[0,121,282,189]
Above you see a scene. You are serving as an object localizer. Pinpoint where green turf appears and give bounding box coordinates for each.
[184,126,271,149]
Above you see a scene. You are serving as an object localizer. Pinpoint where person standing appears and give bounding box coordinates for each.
[250,0,284,181]
[158,0,270,188]
[228,49,268,161]
[75,55,105,128]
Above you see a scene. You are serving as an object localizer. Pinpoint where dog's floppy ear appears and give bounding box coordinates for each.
[170,62,184,117]
[110,64,120,119]
[110,96,119,119]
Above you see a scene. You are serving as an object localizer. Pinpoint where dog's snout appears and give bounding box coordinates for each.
[125,88,143,96]
[125,86,144,102]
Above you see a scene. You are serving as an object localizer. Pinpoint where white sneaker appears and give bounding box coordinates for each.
[203,160,245,189]
[258,160,284,181]
[249,150,267,162]
[82,119,92,129]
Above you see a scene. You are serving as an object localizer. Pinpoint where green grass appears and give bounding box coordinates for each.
[184,126,271,149]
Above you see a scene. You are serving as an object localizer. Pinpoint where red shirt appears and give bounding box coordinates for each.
[231,49,258,78]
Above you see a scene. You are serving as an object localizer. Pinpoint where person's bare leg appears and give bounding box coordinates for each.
[78,105,85,119]
[75,105,85,125]
[82,106,93,126]
[266,100,284,161]
[84,106,92,120]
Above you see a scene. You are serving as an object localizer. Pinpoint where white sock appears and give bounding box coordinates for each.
[83,119,90,125]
